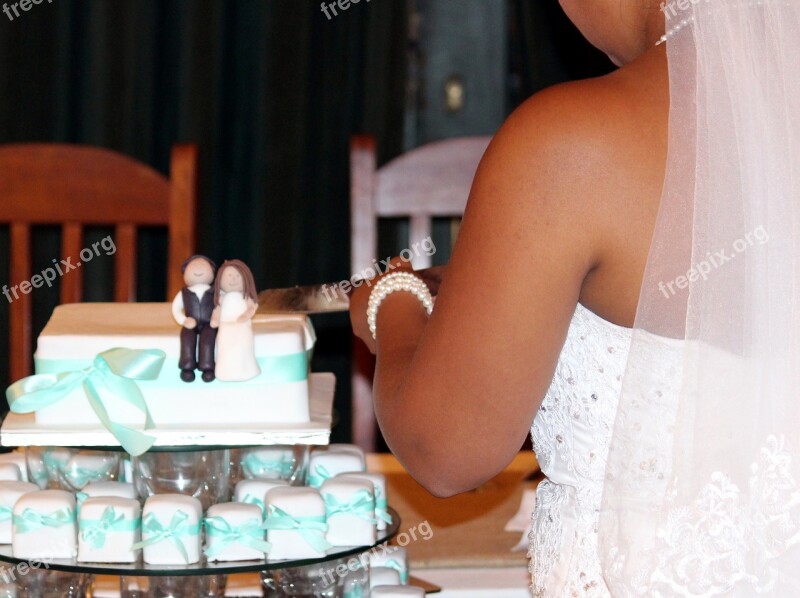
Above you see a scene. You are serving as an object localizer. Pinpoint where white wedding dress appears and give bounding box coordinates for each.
[529,302,632,597]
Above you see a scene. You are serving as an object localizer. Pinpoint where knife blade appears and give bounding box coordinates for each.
[256,265,446,315]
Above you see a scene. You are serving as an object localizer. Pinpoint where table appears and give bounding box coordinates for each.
[366,452,539,596]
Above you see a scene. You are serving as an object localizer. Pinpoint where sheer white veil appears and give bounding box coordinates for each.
[599,0,800,595]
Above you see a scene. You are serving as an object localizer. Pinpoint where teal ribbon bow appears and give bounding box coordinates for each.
[6,348,165,456]
[263,505,331,553]
[375,497,393,525]
[240,494,266,515]
[0,505,12,522]
[307,464,332,489]
[79,506,140,549]
[384,558,409,584]
[203,516,272,559]
[241,453,294,479]
[13,507,76,533]
[323,490,376,523]
[131,511,201,564]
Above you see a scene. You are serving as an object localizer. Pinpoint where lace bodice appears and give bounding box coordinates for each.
[529,302,632,597]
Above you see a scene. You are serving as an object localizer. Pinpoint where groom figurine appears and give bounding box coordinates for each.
[172,255,218,382]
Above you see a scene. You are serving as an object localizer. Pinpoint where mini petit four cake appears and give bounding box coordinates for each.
[5,302,316,453]
[307,446,366,489]
[0,464,21,482]
[234,479,289,515]
[0,481,39,543]
[204,502,270,562]
[338,472,391,530]
[0,451,28,482]
[264,487,330,560]
[370,567,403,588]
[77,497,141,563]
[80,481,137,501]
[12,489,77,559]
[369,546,409,584]
[137,494,203,565]
[320,477,376,547]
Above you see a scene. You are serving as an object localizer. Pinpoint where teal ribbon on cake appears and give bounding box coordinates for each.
[0,505,12,522]
[79,506,140,549]
[307,464,332,489]
[203,516,272,558]
[383,558,409,584]
[6,348,165,456]
[240,494,266,515]
[343,587,365,598]
[263,505,331,553]
[75,492,88,509]
[375,497,393,526]
[323,490,376,523]
[34,350,309,386]
[13,507,76,533]
[132,511,201,564]
[241,453,295,479]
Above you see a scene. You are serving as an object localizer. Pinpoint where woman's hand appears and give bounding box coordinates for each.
[349,256,414,354]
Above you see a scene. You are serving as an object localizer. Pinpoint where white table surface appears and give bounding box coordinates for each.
[416,566,532,597]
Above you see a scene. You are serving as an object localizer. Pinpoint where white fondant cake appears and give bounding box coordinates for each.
[77,497,141,563]
[12,489,77,559]
[12,304,316,430]
[0,481,39,543]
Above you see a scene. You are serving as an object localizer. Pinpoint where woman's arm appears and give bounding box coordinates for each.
[351,82,618,497]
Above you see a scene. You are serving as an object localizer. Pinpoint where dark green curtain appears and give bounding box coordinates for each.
[0,0,408,442]
[0,0,611,443]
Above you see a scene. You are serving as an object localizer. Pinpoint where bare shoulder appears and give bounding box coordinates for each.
[469,47,668,324]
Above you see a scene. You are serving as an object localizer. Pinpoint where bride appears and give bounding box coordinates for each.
[350,0,800,595]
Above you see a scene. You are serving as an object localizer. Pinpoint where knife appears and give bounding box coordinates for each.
[257,265,446,315]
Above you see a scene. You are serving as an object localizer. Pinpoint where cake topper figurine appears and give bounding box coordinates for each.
[211,260,261,382]
[172,255,218,383]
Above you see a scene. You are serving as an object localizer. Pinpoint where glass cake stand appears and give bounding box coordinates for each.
[0,508,400,576]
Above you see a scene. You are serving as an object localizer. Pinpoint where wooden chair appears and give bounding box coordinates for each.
[350,135,492,451]
[0,143,197,382]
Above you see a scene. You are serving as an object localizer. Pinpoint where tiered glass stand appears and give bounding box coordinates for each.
[0,442,401,597]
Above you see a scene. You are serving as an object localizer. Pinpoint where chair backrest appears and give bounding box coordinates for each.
[349,134,491,450]
[0,143,197,382]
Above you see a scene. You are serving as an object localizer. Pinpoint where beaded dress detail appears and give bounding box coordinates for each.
[529,303,632,596]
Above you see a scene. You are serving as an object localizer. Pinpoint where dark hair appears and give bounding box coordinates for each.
[214,260,258,305]
[181,255,217,274]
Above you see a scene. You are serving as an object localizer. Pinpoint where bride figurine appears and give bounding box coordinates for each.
[211,260,261,382]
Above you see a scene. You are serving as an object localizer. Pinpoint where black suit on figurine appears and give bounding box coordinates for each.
[179,287,217,378]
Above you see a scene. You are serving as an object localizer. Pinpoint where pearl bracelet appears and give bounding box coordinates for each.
[366,271,434,340]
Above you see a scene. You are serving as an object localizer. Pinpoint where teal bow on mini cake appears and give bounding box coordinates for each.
[240,494,266,515]
[79,506,140,549]
[307,464,332,489]
[323,490,376,523]
[13,507,76,533]
[203,516,272,559]
[263,505,332,553]
[132,510,201,564]
[5,348,165,456]
[375,496,393,526]
[0,505,13,522]
[241,453,295,479]
[383,558,409,584]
